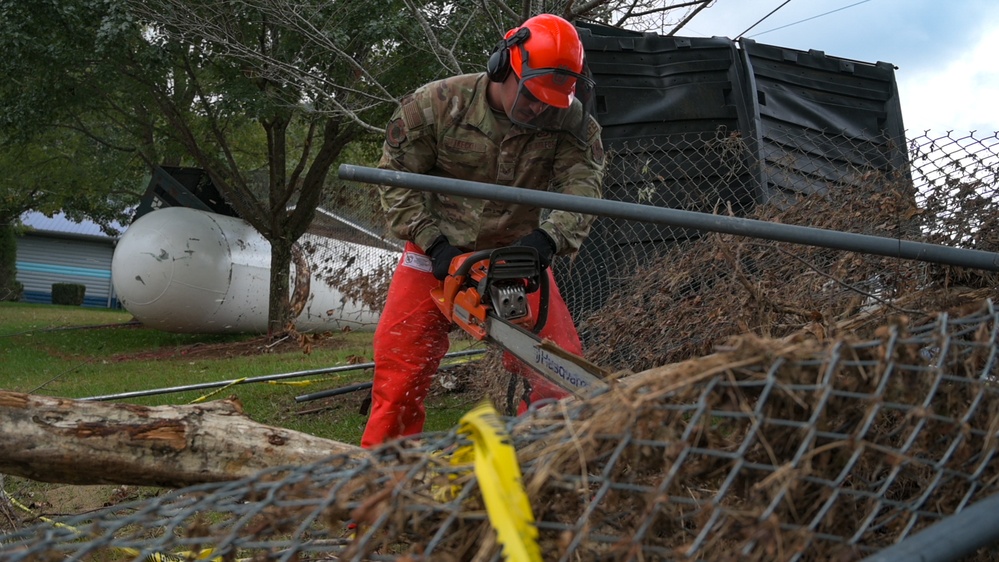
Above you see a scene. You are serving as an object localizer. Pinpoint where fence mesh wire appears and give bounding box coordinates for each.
[304,129,999,342]
[1,300,998,561]
[574,129,998,373]
[2,129,999,561]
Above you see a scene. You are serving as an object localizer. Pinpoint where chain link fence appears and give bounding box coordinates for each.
[1,300,997,561]
[310,129,999,346]
[574,129,998,369]
[2,129,999,560]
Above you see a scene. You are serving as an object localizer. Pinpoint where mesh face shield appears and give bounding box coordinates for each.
[509,58,597,143]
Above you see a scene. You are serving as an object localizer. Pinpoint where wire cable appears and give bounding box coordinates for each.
[736,0,794,39]
[748,0,874,38]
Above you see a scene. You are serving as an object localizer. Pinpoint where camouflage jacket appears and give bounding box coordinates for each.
[378,72,605,254]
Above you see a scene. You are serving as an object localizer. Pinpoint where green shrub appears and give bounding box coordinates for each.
[52,283,86,306]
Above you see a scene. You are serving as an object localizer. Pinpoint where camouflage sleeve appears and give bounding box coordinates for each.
[377,91,442,251]
[539,116,605,254]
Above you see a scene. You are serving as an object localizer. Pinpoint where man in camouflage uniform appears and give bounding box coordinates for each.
[362,13,605,448]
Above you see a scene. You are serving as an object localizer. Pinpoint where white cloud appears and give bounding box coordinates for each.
[896,22,999,133]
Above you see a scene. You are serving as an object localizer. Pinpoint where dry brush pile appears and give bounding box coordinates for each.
[3,169,999,560]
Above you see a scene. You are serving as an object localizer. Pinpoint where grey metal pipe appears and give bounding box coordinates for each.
[338,164,999,272]
[80,348,485,402]
[859,492,999,562]
[295,381,372,403]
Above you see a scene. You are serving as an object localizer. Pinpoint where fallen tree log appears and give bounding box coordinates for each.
[0,390,363,488]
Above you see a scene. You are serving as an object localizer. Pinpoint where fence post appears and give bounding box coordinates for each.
[859,492,999,562]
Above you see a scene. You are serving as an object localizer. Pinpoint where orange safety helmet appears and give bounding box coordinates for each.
[500,14,586,108]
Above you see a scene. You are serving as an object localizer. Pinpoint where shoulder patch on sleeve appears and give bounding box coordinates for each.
[591,135,605,166]
[587,117,601,140]
[386,118,407,148]
[401,96,424,130]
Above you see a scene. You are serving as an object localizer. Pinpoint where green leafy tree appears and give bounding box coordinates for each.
[0,127,145,299]
[0,129,142,228]
[119,0,426,335]
[0,0,382,333]
[0,0,186,297]
[0,0,709,332]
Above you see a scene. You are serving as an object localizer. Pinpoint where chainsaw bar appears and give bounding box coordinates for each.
[485,314,609,397]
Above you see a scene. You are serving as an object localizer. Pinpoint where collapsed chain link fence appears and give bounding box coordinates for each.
[2,129,999,560]
[1,300,997,561]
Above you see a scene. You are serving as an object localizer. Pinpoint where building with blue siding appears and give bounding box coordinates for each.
[16,212,126,308]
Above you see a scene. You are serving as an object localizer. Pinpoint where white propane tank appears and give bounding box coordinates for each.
[111,207,397,333]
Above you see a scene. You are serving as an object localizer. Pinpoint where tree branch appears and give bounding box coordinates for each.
[403,0,463,74]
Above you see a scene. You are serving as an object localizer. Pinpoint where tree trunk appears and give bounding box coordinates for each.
[267,234,294,336]
[0,391,363,488]
[0,222,19,301]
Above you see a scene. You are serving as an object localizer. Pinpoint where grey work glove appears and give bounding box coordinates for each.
[514,229,556,268]
[426,235,464,280]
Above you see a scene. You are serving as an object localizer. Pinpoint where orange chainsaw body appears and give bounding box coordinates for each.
[431,250,539,340]
[429,247,609,396]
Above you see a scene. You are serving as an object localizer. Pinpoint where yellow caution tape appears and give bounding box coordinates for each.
[441,351,485,367]
[142,549,217,561]
[188,378,247,403]
[188,376,336,404]
[456,402,541,562]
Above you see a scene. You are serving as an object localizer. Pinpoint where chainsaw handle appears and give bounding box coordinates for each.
[452,249,494,279]
[449,247,549,335]
[534,268,549,335]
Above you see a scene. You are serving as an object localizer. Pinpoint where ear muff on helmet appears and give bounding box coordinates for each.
[486,27,531,83]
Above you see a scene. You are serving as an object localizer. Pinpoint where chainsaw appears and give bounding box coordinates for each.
[430,246,610,398]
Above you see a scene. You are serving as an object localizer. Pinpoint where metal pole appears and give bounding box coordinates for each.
[295,381,373,403]
[338,164,999,272]
[859,492,999,562]
[80,348,486,402]
[295,345,487,402]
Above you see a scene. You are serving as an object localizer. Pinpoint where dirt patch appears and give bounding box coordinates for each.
[39,485,141,515]
[1,480,164,532]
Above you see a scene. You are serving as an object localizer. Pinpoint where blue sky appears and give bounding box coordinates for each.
[679,0,999,133]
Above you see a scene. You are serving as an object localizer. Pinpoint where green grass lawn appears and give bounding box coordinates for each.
[0,302,480,445]
[0,301,489,534]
